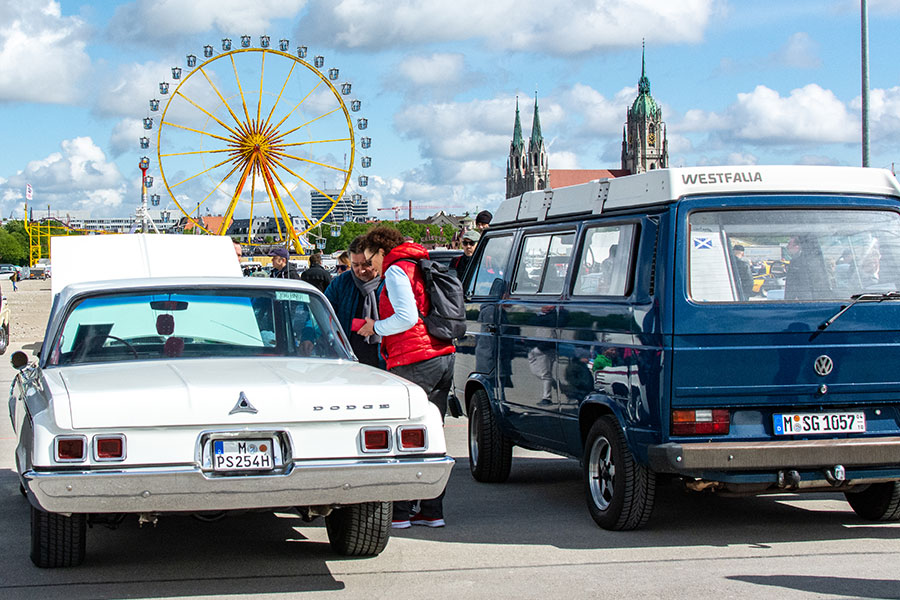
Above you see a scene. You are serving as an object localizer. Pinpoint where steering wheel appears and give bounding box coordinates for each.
[105,335,139,359]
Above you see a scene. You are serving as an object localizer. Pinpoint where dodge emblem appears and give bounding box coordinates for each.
[814,355,833,377]
[229,391,258,415]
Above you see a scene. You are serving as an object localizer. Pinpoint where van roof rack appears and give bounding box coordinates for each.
[492,165,900,226]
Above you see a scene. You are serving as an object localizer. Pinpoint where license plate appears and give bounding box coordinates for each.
[773,412,866,435]
[212,439,274,471]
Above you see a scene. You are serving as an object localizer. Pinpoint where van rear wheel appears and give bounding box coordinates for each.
[845,482,900,521]
[468,389,512,482]
[584,416,655,530]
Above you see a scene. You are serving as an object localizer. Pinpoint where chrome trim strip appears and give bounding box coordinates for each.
[23,456,454,513]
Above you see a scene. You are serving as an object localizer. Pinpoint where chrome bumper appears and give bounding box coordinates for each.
[23,456,455,513]
[648,436,900,473]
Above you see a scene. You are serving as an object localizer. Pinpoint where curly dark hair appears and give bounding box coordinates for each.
[361,226,405,255]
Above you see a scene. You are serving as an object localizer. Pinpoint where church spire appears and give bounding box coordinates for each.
[530,92,543,148]
[512,97,524,152]
[638,39,651,95]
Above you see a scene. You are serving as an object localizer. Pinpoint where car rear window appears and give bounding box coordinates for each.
[688,208,900,302]
[49,288,351,365]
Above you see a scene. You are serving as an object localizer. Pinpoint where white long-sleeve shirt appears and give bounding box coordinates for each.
[373,264,419,336]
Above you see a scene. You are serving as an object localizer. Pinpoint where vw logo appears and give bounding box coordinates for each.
[814,355,834,377]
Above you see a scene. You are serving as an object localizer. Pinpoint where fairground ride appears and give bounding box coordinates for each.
[142,35,371,254]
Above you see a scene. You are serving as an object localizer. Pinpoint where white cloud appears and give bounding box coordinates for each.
[110,119,148,157]
[772,32,821,69]
[549,151,581,169]
[0,0,91,104]
[107,0,306,42]
[0,137,127,216]
[398,53,465,87]
[727,84,858,144]
[300,0,718,54]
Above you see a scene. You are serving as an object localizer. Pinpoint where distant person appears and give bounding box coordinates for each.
[356,226,455,529]
[475,210,492,231]
[268,247,300,280]
[784,236,829,300]
[336,251,351,274]
[10,268,18,291]
[301,253,332,292]
[324,236,383,368]
[450,229,480,279]
[731,244,753,299]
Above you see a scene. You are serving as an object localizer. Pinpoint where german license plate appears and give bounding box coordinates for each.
[212,439,274,471]
[773,412,866,435]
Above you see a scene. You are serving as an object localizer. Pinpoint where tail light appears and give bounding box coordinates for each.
[672,409,730,435]
[398,426,427,451]
[361,427,391,452]
[94,435,126,460]
[55,436,86,462]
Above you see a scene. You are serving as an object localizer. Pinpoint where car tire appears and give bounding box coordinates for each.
[583,416,656,531]
[468,388,512,483]
[845,482,900,521]
[0,325,9,355]
[325,501,390,557]
[30,506,86,568]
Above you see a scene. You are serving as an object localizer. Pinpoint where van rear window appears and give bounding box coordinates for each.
[688,209,900,302]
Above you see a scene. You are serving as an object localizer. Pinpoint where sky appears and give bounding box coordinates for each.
[0,0,899,226]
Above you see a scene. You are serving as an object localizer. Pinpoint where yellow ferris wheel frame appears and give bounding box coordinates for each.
[156,47,356,254]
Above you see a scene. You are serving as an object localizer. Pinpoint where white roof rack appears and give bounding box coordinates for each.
[492,165,900,225]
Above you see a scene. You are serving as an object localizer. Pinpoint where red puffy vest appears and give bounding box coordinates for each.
[378,242,455,369]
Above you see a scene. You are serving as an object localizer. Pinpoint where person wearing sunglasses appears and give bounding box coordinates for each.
[450,229,480,280]
[323,236,384,368]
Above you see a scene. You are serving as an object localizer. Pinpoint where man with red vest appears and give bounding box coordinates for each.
[357,226,455,529]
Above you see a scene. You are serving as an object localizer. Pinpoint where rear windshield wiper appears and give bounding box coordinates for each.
[819,291,900,330]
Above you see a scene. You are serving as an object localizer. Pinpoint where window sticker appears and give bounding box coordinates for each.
[276,291,309,303]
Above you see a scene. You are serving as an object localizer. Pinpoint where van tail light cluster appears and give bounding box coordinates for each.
[359,426,428,453]
[54,435,126,462]
[671,409,730,436]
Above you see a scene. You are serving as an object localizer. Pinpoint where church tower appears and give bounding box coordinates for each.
[506,98,528,198]
[506,95,549,198]
[621,43,668,174]
[525,94,549,193]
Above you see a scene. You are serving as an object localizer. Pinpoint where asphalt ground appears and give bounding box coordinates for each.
[0,279,898,599]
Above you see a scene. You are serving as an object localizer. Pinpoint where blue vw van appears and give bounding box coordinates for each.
[454,165,900,530]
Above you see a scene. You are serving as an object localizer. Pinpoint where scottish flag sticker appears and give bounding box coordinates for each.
[693,237,714,250]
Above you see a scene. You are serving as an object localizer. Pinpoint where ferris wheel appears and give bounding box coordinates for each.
[141,35,371,252]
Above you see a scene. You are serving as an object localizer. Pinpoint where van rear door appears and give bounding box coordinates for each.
[671,195,900,444]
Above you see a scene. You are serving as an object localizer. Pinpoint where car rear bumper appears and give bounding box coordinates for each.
[648,436,900,474]
[23,456,455,513]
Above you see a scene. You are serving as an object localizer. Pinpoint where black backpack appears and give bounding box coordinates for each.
[400,258,467,341]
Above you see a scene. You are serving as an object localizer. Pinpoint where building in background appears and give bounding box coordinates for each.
[505,45,668,196]
[311,189,368,224]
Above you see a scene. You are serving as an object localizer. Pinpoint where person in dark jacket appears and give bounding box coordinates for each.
[323,236,384,368]
[301,253,332,293]
[269,247,300,279]
[475,209,492,231]
[357,226,455,529]
[449,229,480,279]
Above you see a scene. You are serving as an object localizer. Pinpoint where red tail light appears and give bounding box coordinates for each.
[672,409,730,435]
[361,427,391,452]
[398,426,426,451]
[55,436,86,462]
[95,435,125,460]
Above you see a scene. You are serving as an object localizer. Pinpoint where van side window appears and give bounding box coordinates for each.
[573,224,635,296]
[512,232,575,295]
[467,235,513,297]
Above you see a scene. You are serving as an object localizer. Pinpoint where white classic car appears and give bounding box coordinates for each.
[9,235,453,567]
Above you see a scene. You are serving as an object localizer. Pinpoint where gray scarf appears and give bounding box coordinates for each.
[351,271,381,344]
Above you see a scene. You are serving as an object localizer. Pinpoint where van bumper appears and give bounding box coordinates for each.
[648,436,900,474]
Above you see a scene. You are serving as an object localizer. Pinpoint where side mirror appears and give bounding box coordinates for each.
[11,350,29,370]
